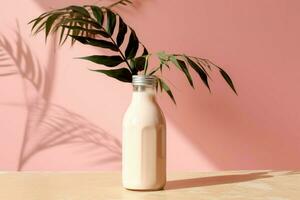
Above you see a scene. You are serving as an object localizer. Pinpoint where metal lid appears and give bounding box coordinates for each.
[132,75,157,86]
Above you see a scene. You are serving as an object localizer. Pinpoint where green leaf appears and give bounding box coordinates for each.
[157,77,163,92]
[129,59,138,75]
[30,12,52,31]
[197,59,211,71]
[33,20,47,35]
[106,9,117,35]
[157,51,168,60]
[143,55,150,74]
[186,56,210,91]
[195,59,211,79]
[91,6,104,25]
[129,54,148,75]
[70,35,118,51]
[45,13,62,38]
[79,55,124,67]
[116,16,128,47]
[219,68,237,94]
[134,56,146,71]
[96,30,111,38]
[159,78,176,104]
[201,59,212,70]
[61,21,74,45]
[71,22,80,44]
[125,30,139,59]
[59,26,66,44]
[62,25,109,37]
[91,68,132,82]
[170,56,194,88]
[60,18,101,29]
[142,46,148,56]
[67,6,90,17]
[29,12,49,25]
[179,63,194,88]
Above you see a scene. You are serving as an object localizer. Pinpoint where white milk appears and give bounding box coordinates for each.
[122,76,166,190]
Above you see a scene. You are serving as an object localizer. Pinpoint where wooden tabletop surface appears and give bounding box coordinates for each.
[0,171,299,200]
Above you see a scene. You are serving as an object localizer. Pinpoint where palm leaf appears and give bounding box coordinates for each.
[67,6,90,17]
[185,56,210,91]
[219,68,237,94]
[169,56,194,88]
[30,5,147,75]
[70,35,118,51]
[158,78,176,104]
[91,68,132,82]
[29,4,237,103]
[62,25,109,37]
[125,29,139,59]
[106,10,117,35]
[91,6,104,25]
[45,13,63,39]
[116,16,127,47]
[79,55,124,67]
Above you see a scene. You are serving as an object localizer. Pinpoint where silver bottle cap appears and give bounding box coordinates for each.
[132,75,157,86]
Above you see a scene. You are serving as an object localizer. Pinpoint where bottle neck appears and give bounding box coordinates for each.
[131,75,157,102]
[132,85,156,101]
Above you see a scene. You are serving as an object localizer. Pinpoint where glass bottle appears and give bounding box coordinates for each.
[122,75,166,190]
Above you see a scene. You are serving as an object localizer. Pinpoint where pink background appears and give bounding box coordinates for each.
[0,0,300,171]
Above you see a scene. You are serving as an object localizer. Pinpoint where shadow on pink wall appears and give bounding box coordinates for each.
[0,0,144,171]
[0,22,121,170]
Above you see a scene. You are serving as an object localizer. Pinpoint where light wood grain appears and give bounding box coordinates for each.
[0,171,299,200]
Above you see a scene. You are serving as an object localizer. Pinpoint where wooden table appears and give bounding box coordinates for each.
[0,171,299,199]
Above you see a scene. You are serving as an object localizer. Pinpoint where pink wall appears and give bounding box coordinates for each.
[0,0,300,171]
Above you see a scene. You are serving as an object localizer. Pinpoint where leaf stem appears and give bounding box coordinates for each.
[83,11,133,73]
[107,34,132,73]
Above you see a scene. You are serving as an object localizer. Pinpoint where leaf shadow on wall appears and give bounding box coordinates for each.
[0,23,121,170]
[0,0,152,170]
[18,101,122,170]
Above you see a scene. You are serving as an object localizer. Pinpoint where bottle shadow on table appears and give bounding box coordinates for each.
[283,171,300,175]
[270,171,300,176]
[165,171,272,190]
